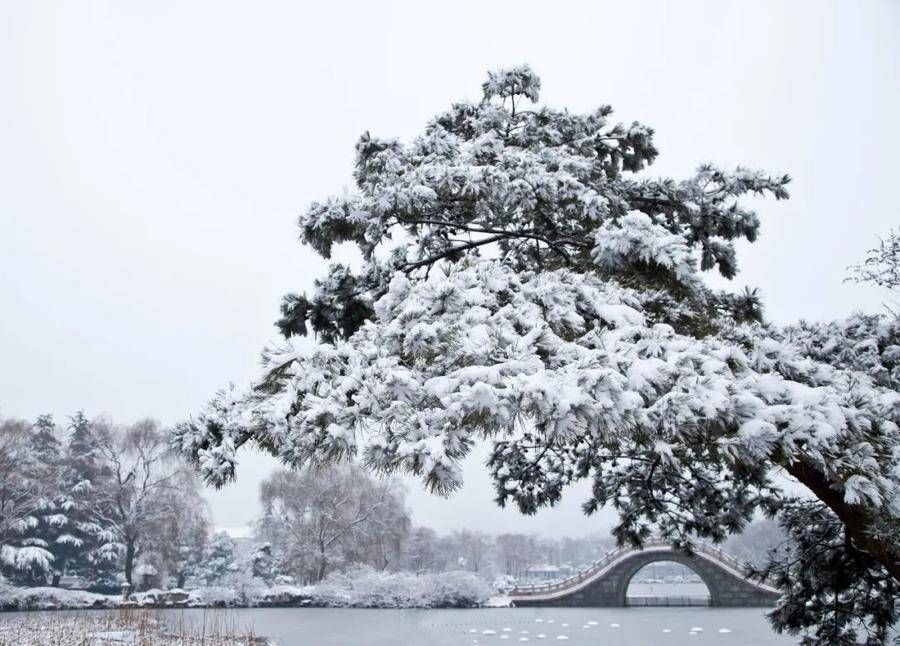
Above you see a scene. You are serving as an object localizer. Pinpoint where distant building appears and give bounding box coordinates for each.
[525,564,574,582]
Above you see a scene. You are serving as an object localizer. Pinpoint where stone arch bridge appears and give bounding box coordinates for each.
[508,539,779,607]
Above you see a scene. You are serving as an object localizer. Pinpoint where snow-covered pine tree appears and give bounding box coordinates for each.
[173,66,900,642]
[0,417,54,584]
[14,413,111,587]
[249,542,277,585]
[56,412,118,588]
[8,414,64,585]
[196,531,236,586]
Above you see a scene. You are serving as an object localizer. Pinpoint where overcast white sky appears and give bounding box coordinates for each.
[1,0,898,538]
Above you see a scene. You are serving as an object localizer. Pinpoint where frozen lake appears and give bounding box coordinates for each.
[0,605,794,646]
[160,606,795,645]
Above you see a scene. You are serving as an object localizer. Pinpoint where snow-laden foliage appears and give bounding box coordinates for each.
[179,260,900,541]
[0,545,53,577]
[773,315,900,390]
[263,64,786,347]
[7,413,118,587]
[173,66,900,642]
[58,411,121,586]
[192,532,237,586]
[249,543,277,586]
[752,501,899,646]
[0,418,57,584]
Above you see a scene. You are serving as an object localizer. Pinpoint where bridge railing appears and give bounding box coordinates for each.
[507,538,753,597]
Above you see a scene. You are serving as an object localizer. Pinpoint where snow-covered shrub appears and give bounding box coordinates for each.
[0,582,114,611]
[425,570,493,608]
[310,566,489,608]
[187,585,241,608]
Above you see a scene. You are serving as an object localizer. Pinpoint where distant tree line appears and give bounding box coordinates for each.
[0,412,222,591]
[247,464,626,586]
[0,413,785,592]
[249,465,783,586]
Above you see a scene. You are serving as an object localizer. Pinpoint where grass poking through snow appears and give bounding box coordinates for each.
[0,607,270,645]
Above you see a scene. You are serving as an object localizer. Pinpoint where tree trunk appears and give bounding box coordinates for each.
[316,534,328,582]
[124,540,136,586]
[785,458,900,583]
[51,572,61,587]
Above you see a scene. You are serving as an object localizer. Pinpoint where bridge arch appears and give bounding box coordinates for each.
[619,554,714,606]
[508,540,779,608]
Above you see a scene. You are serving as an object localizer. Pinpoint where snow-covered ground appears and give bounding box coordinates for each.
[0,609,271,646]
[0,583,116,611]
[0,569,491,612]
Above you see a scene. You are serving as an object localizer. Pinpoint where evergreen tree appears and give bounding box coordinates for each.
[67,411,101,479]
[10,415,63,585]
[29,414,61,460]
[249,542,277,585]
[60,411,118,587]
[0,418,53,584]
[175,67,900,642]
[196,531,236,586]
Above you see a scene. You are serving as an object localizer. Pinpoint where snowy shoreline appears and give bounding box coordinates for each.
[0,592,505,613]
[0,571,496,613]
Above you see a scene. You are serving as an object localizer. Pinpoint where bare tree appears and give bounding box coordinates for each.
[494,533,540,578]
[402,527,442,574]
[91,419,194,586]
[257,465,409,583]
[156,470,210,588]
[848,228,900,312]
[448,530,492,574]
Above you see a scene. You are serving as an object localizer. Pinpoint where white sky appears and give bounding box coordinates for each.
[1,0,898,538]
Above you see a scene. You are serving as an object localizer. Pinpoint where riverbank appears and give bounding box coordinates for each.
[0,570,493,612]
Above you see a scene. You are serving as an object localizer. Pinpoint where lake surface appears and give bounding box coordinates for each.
[160,606,796,645]
[0,605,795,646]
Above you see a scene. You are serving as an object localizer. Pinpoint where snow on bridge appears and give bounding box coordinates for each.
[507,539,780,608]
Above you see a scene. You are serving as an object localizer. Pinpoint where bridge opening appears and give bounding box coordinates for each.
[625,560,711,607]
